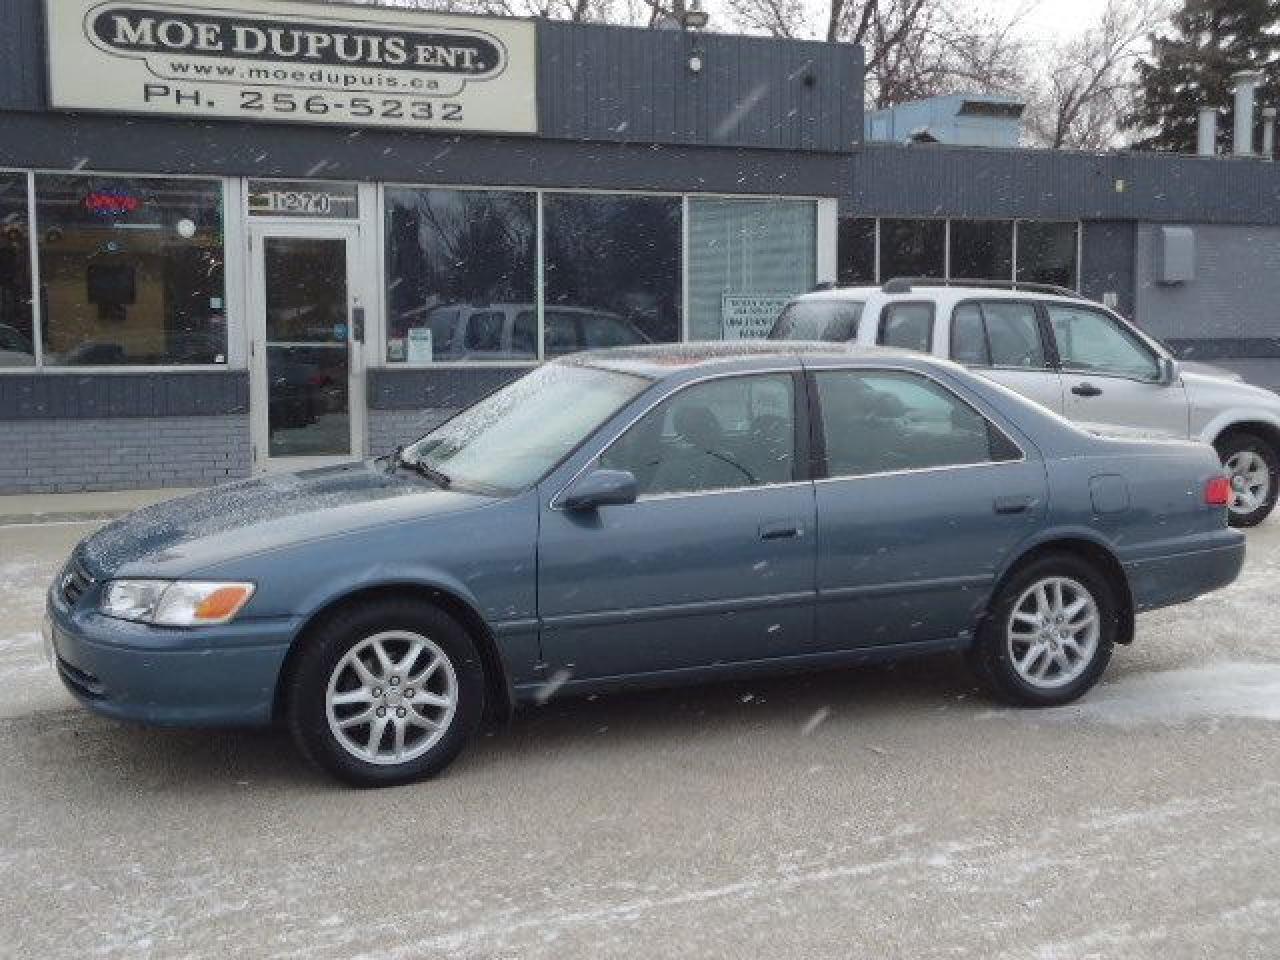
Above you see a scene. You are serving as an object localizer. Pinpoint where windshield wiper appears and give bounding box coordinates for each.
[401,455,452,489]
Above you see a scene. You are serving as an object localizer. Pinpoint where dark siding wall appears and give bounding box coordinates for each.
[0,372,248,419]
[1080,222,1136,319]
[0,0,44,111]
[849,144,1280,226]
[537,23,863,152]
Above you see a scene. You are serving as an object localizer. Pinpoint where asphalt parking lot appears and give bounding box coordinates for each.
[2,514,1278,959]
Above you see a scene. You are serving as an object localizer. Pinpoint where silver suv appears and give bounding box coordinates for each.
[769,279,1280,526]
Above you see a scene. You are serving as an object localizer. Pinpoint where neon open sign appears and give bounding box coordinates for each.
[83,190,143,216]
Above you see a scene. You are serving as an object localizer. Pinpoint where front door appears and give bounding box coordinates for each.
[248,225,366,472]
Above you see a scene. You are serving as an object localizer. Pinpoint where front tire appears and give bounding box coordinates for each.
[284,600,485,787]
[1215,431,1279,527]
[969,553,1116,707]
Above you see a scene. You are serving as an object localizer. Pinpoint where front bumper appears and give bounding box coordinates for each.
[1124,532,1247,613]
[46,595,300,728]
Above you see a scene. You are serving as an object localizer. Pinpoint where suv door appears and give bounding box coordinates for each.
[537,371,817,678]
[1045,303,1190,436]
[808,365,1046,649]
[949,300,1066,415]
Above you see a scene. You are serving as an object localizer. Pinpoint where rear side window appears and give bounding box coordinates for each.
[769,300,864,341]
[950,301,1047,369]
[878,303,934,353]
[815,369,1020,478]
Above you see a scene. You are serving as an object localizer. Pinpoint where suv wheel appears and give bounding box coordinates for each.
[284,600,485,787]
[969,553,1116,707]
[1215,432,1279,527]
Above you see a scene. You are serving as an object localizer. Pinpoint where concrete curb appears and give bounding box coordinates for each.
[0,489,199,526]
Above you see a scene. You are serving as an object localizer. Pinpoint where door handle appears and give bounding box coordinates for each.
[759,522,802,541]
[993,495,1035,515]
[1071,382,1102,397]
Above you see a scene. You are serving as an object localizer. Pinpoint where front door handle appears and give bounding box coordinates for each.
[994,495,1035,515]
[759,522,802,541]
[1071,382,1102,397]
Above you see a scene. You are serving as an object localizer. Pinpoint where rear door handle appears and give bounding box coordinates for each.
[1071,382,1102,397]
[759,522,802,541]
[994,495,1035,515]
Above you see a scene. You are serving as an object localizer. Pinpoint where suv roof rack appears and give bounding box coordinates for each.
[881,277,1081,298]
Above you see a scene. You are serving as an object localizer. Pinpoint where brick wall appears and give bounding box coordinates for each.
[0,415,251,494]
[368,409,457,459]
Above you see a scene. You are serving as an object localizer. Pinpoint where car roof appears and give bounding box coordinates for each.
[564,340,936,379]
[790,283,1093,306]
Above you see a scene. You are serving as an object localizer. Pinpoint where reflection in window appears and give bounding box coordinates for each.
[1016,221,1078,288]
[0,174,34,367]
[36,176,225,366]
[880,219,945,280]
[950,220,1013,280]
[601,374,795,496]
[769,300,864,342]
[951,301,1046,368]
[543,193,681,355]
[385,188,536,363]
[688,198,816,340]
[816,370,1018,478]
[1047,304,1158,380]
[838,217,877,285]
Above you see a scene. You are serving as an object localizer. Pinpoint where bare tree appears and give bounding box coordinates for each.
[724,0,1031,109]
[349,0,674,25]
[1024,0,1170,149]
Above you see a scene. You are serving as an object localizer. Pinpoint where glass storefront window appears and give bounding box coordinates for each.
[950,220,1013,281]
[837,217,877,285]
[384,187,536,363]
[1016,221,1078,288]
[35,176,225,366]
[688,198,816,340]
[542,192,682,356]
[880,218,945,280]
[0,174,34,367]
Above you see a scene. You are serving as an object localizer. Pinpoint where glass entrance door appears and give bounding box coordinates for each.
[249,225,365,471]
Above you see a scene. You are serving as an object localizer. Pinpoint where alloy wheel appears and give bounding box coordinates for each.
[325,630,458,765]
[1225,450,1271,516]
[1006,576,1100,690]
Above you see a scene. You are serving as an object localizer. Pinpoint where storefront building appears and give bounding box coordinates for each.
[5,0,1280,493]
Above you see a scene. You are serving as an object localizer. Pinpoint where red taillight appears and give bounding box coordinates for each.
[1205,475,1231,507]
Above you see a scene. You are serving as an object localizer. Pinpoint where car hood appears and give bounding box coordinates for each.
[78,461,497,578]
[1179,361,1243,382]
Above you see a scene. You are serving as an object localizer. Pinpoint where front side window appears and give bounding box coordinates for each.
[769,300,864,342]
[816,370,1019,478]
[404,363,650,493]
[950,301,1047,369]
[600,374,796,497]
[1047,305,1159,380]
[36,175,226,366]
[0,174,33,367]
[878,302,934,353]
[543,192,681,353]
[384,187,536,364]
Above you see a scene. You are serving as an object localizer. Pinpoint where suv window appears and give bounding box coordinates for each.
[545,310,580,356]
[815,369,1020,478]
[600,374,795,497]
[581,313,638,348]
[769,300,865,341]
[878,302,934,353]
[511,311,537,356]
[950,301,1047,369]
[463,311,504,352]
[1047,305,1159,380]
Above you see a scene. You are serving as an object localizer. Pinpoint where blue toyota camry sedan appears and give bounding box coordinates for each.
[45,343,1245,786]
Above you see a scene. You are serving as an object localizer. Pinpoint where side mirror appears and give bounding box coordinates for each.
[1157,355,1180,386]
[561,469,638,511]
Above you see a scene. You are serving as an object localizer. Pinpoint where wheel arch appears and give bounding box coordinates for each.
[1209,419,1280,457]
[988,536,1135,645]
[272,581,515,725]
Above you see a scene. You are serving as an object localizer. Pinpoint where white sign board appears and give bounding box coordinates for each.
[721,295,792,340]
[46,0,538,134]
[406,326,434,366]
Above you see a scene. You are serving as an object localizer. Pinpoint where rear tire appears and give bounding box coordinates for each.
[970,553,1116,707]
[1215,431,1279,527]
[284,599,485,787]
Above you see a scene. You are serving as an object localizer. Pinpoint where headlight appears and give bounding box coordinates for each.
[101,580,255,626]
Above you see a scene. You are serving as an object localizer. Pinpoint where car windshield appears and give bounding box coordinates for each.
[768,300,864,341]
[401,362,651,494]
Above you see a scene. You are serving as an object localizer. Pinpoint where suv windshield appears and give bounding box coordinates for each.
[401,363,650,494]
[768,300,864,342]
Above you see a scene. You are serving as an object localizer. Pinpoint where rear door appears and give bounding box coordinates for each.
[1046,302,1190,437]
[948,299,1066,415]
[808,364,1047,649]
